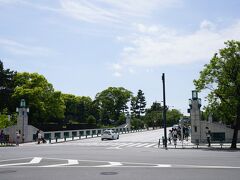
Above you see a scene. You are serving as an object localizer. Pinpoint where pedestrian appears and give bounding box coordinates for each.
[0,130,5,145]
[168,130,172,144]
[35,130,39,142]
[37,130,42,144]
[185,127,189,141]
[172,128,177,146]
[16,130,20,146]
[206,127,211,147]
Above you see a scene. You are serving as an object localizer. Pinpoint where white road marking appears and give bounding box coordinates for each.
[145,143,156,148]
[30,157,42,164]
[0,157,42,167]
[1,157,239,169]
[125,143,142,147]
[40,159,79,167]
[106,147,122,149]
[96,161,122,167]
[135,143,150,147]
[156,164,172,167]
[173,164,240,169]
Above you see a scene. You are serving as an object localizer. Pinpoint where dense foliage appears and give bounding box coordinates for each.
[194,40,240,148]
[0,60,183,130]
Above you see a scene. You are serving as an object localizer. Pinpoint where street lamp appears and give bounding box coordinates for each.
[162,73,167,149]
[192,90,198,100]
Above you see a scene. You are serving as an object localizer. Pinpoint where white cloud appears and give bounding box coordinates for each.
[59,0,182,24]
[113,72,122,77]
[0,38,55,57]
[200,20,216,31]
[112,63,122,71]
[116,20,240,67]
[0,0,20,4]
[128,68,135,74]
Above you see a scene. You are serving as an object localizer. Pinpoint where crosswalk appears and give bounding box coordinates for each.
[51,141,159,149]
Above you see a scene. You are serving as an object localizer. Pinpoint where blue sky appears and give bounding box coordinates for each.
[1,0,240,115]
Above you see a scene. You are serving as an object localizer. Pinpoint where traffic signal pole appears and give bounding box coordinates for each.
[162,73,167,149]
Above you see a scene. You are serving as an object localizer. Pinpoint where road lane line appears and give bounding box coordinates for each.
[40,159,79,167]
[156,164,172,167]
[30,157,42,164]
[96,161,122,167]
[0,157,42,167]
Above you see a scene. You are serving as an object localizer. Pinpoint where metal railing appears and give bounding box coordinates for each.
[43,127,147,144]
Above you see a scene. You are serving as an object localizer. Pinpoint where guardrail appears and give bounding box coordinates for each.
[43,127,148,144]
[157,138,240,149]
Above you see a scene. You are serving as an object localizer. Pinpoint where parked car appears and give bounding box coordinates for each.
[101,130,119,140]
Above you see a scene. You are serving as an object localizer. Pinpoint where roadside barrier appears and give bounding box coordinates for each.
[43,127,156,144]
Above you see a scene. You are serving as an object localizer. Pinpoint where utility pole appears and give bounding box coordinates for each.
[162,73,167,149]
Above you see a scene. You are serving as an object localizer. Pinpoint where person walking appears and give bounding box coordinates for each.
[37,130,42,144]
[168,130,172,144]
[0,130,5,145]
[172,128,177,147]
[206,127,211,147]
[16,130,20,146]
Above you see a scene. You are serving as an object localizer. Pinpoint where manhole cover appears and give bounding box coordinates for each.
[0,170,17,174]
[100,172,118,175]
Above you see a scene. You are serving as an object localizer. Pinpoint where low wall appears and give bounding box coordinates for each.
[3,125,148,144]
[3,125,40,143]
[43,127,135,141]
[192,121,240,143]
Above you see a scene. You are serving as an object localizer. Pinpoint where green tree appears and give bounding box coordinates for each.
[166,109,182,126]
[194,40,240,148]
[0,108,17,129]
[12,72,65,125]
[0,60,16,113]
[144,102,162,128]
[130,89,146,118]
[87,115,96,125]
[131,118,144,130]
[130,96,138,117]
[62,94,98,125]
[62,94,79,123]
[95,87,132,125]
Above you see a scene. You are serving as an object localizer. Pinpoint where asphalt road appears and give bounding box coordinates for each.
[0,129,240,180]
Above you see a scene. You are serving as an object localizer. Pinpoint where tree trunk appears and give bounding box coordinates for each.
[231,103,240,148]
[231,126,238,148]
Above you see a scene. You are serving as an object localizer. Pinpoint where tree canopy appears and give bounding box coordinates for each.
[130,89,146,118]
[194,40,240,148]
[12,72,65,125]
[0,60,16,113]
[0,60,183,131]
[95,87,132,125]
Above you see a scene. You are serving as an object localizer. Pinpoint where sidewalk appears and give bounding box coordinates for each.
[158,138,240,150]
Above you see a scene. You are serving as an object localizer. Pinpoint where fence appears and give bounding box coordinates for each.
[43,127,145,144]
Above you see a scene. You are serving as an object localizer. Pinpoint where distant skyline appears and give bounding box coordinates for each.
[1,0,240,115]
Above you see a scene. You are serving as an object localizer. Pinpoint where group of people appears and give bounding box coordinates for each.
[168,125,190,145]
[36,130,46,144]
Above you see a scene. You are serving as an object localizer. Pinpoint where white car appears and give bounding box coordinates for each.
[172,124,180,129]
[101,130,119,140]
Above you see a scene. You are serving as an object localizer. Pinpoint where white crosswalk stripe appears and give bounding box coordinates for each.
[145,143,157,148]
[50,141,160,149]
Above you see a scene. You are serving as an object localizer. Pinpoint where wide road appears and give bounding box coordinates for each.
[0,129,240,180]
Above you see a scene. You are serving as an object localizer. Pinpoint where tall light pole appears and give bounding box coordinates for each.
[162,73,167,149]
